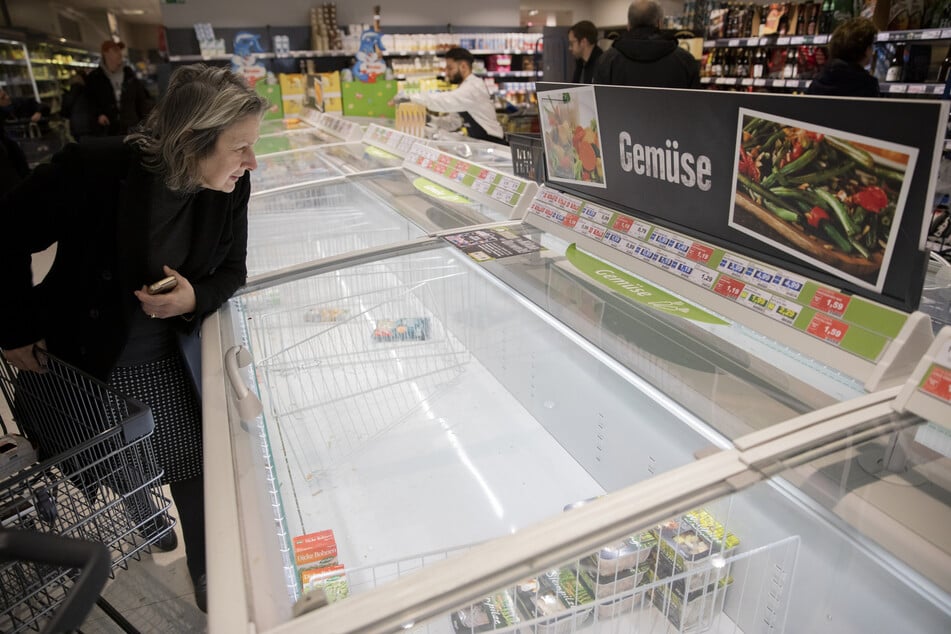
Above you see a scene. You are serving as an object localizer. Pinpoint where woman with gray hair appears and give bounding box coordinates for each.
[0,64,268,613]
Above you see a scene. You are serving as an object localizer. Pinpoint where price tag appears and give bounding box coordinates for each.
[562,214,580,229]
[890,84,908,93]
[806,313,849,345]
[810,287,851,317]
[729,39,740,47]
[634,243,659,264]
[741,78,754,86]
[745,264,778,288]
[791,36,805,44]
[777,37,790,45]
[753,78,767,87]
[629,219,652,241]
[924,29,943,39]
[580,203,613,226]
[816,35,829,44]
[498,176,521,192]
[717,253,748,277]
[686,243,714,264]
[703,40,716,48]
[766,296,801,326]
[932,85,947,95]
[714,276,745,301]
[612,215,633,233]
[773,79,787,87]
[740,287,771,313]
[471,180,491,194]
[575,218,606,240]
[943,29,951,39]
[716,77,729,85]
[759,38,769,46]
[908,84,927,94]
[689,267,718,290]
[920,365,951,403]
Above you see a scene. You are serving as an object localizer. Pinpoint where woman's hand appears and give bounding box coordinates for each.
[3,341,48,373]
[134,265,197,320]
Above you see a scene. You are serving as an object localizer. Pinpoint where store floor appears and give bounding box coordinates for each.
[0,247,205,632]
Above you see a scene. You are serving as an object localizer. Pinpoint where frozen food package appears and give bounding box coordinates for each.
[293,529,338,569]
[580,531,657,576]
[594,562,653,620]
[450,590,520,632]
[649,570,734,632]
[300,564,350,603]
[656,509,740,587]
[303,306,350,322]
[372,317,431,342]
[515,568,594,634]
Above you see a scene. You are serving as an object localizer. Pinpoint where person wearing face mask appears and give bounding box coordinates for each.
[0,64,267,614]
[405,47,505,143]
[85,39,152,136]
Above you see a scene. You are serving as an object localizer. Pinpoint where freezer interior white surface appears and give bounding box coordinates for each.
[315,141,404,173]
[251,148,343,193]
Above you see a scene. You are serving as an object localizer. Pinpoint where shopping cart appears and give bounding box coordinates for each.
[0,355,173,633]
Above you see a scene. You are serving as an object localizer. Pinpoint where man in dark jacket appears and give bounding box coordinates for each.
[85,39,152,136]
[806,17,880,98]
[593,0,700,89]
[569,20,603,83]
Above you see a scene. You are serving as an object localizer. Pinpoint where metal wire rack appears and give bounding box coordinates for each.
[0,356,172,633]
[235,253,473,480]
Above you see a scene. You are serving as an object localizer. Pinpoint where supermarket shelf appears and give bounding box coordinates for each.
[0,59,28,66]
[700,76,947,94]
[704,27,951,49]
[385,49,537,57]
[30,58,98,68]
[168,49,353,62]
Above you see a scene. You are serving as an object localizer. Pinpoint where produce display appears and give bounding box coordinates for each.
[540,91,604,185]
[733,114,912,281]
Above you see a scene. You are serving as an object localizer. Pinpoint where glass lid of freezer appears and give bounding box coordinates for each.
[254,129,346,156]
[432,138,513,173]
[257,116,315,136]
[313,141,404,173]
[251,149,343,194]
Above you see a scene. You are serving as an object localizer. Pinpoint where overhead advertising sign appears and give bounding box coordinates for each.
[536,82,948,312]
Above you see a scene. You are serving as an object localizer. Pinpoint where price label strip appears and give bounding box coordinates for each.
[313,113,363,142]
[525,186,929,386]
[894,328,951,432]
[364,124,425,158]
[404,142,537,218]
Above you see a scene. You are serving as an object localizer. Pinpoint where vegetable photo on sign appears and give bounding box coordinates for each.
[728,108,918,293]
[539,86,607,188]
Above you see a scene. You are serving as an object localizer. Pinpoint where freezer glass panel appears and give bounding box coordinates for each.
[258,117,314,136]
[410,412,950,634]
[315,142,404,173]
[245,180,424,276]
[255,130,343,156]
[232,244,713,602]
[252,149,342,193]
[476,228,864,444]
[433,139,513,173]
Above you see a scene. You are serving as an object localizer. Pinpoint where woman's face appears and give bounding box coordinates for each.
[197,115,260,193]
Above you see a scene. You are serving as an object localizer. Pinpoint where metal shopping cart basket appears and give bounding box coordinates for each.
[0,355,173,633]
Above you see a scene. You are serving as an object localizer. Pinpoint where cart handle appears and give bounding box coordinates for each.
[0,529,111,632]
[225,346,263,422]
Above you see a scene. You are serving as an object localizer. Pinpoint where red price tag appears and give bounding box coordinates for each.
[434,164,447,175]
[810,287,851,317]
[449,170,460,180]
[456,162,470,172]
[806,313,849,344]
[437,154,451,164]
[613,215,633,233]
[713,276,745,300]
[921,365,951,403]
[686,243,714,264]
[562,214,580,228]
[479,169,489,180]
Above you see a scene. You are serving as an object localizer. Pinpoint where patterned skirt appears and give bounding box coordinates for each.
[108,354,203,484]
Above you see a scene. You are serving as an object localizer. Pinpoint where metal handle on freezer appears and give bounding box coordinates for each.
[225,346,263,423]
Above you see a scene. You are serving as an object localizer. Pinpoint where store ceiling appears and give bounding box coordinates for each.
[49,0,162,25]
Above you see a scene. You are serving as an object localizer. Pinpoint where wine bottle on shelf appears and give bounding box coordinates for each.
[938,45,951,83]
[752,48,765,78]
[712,48,724,77]
[807,3,818,35]
[885,44,905,82]
[783,48,798,78]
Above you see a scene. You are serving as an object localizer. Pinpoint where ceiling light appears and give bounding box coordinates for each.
[529,10,539,16]
[119,8,146,15]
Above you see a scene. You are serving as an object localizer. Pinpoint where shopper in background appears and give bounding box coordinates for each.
[400,47,505,143]
[0,87,46,193]
[60,72,94,142]
[569,20,603,83]
[0,64,267,614]
[85,39,152,136]
[593,0,700,89]
[806,17,880,98]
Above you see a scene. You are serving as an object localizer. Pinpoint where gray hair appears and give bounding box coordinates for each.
[628,0,664,28]
[126,64,268,192]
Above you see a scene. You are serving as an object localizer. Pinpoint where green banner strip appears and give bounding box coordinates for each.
[412,177,470,203]
[566,244,729,325]
[843,299,907,339]
[839,326,889,362]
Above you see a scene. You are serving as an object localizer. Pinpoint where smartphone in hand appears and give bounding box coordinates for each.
[147,276,178,295]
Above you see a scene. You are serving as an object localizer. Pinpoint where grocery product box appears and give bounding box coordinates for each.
[372,317,431,342]
[594,562,653,620]
[279,73,306,96]
[305,73,324,111]
[579,531,656,576]
[300,564,349,603]
[450,590,519,632]
[649,571,734,632]
[293,529,338,569]
[342,80,398,118]
[515,568,594,634]
[255,81,283,120]
[319,71,343,113]
[282,94,305,116]
[655,509,740,594]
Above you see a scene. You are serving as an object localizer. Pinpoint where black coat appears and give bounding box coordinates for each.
[0,138,250,381]
[593,27,700,89]
[572,45,604,84]
[806,59,881,98]
[85,65,152,135]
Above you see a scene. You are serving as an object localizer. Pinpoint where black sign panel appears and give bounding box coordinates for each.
[536,82,946,311]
